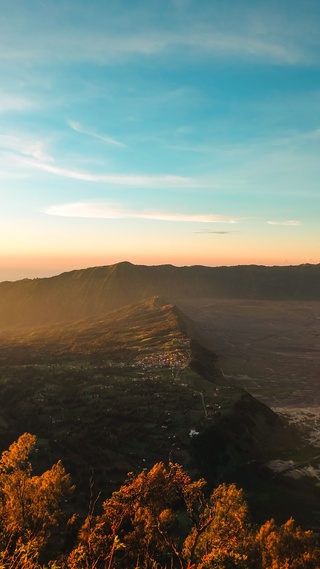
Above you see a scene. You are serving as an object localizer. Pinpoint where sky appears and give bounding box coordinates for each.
[1,0,320,281]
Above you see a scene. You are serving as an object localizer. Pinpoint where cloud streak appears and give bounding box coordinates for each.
[0,13,314,67]
[68,120,126,147]
[14,157,191,187]
[194,230,236,234]
[267,220,301,226]
[0,93,37,114]
[45,201,240,223]
[0,135,51,162]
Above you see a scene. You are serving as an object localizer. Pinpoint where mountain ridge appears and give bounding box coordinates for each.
[0,261,320,329]
[0,296,196,364]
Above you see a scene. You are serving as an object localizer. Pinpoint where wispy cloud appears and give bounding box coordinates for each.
[14,157,192,187]
[38,32,308,65]
[186,31,304,65]
[272,127,320,148]
[194,230,237,234]
[45,201,239,223]
[0,20,313,67]
[68,120,126,147]
[0,135,51,162]
[267,220,301,226]
[0,92,37,114]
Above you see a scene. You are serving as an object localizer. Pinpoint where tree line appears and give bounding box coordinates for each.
[0,433,319,569]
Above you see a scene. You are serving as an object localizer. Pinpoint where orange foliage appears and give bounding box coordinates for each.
[0,433,73,568]
[256,517,320,569]
[68,462,206,568]
[0,435,319,569]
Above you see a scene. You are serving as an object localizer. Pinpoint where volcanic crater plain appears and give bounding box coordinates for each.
[176,299,320,445]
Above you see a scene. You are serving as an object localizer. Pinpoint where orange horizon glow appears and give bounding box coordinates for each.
[1,250,319,283]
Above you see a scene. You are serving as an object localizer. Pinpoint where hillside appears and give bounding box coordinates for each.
[0,296,194,364]
[0,261,320,329]
[0,296,319,528]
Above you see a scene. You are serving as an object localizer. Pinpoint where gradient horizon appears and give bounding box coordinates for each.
[1,0,320,282]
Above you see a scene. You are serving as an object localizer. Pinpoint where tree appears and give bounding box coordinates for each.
[256,517,320,569]
[0,433,73,568]
[65,462,320,569]
[183,483,252,569]
[68,462,206,569]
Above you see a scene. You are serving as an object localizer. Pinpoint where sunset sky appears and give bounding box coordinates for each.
[1,0,320,281]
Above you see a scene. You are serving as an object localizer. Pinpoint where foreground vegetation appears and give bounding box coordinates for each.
[0,433,319,569]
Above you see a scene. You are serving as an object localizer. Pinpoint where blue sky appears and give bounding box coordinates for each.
[1,0,320,280]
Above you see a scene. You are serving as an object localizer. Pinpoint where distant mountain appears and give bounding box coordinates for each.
[0,261,320,329]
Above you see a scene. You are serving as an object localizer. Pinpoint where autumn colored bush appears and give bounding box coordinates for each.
[0,433,73,568]
[0,434,319,569]
[67,461,206,568]
[256,517,320,569]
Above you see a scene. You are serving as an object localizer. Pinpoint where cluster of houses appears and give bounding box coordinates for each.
[136,346,192,372]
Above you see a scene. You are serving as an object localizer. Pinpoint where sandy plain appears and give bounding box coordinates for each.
[177,299,320,448]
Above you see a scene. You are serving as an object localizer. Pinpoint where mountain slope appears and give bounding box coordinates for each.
[1,262,320,330]
[0,296,195,365]
[0,296,318,527]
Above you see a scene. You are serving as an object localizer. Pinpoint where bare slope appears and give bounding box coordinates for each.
[0,261,320,330]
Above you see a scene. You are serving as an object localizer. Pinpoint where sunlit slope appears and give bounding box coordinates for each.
[0,261,320,329]
[0,262,154,329]
[0,296,198,364]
